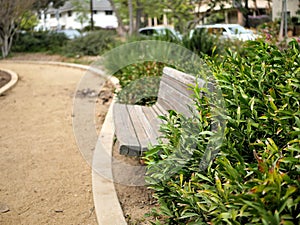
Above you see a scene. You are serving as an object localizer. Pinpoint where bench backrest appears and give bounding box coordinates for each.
[156,67,205,117]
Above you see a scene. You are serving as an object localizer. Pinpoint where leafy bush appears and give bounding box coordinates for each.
[182,28,218,56]
[114,61,166,105]
[144,40,300,224]
[257,20,281,43]
[62,30,116,56]
[182,29,247,58]
[12,31,68,53]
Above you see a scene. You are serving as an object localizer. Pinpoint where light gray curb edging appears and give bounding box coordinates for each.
[92,97,127,225]
[0,68,18,95]
[0,60,126,225]
[0,60,91,72]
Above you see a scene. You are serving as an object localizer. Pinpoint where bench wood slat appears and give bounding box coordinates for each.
[160,75,194,98]
[158,82,194,115]
[142,106,163,136]
[163,67,195,85]
[134,106,161,151]
[152,102,169,116]
[113,103,141,156]
[126,105,153,154]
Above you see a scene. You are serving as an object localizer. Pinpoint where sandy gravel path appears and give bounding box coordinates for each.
[0,62,98,224]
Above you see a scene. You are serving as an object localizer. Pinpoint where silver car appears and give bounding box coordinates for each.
[138,26,182,40]
[190,24,258,41]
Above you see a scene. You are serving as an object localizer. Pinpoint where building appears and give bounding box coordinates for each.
[145,1,273,29]
[272,0,300,21]
[36,0,118,30]
[194,0,272,26]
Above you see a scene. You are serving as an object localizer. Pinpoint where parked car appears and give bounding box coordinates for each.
[138,26,182,41]
[55,29,81,39]
[190,24,258,41]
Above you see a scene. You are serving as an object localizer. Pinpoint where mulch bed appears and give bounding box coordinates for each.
[0,70,11,89]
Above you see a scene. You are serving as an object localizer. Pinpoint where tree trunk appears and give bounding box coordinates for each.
[279,0,287,40]
[253,0,258,15]
[244,0,249,27]
[0,0,36,58]
[128,0,133,35]
[135,0,142,32]
[0,22,15,58]
[90,0,94,30]
[1,34,11,58]
[107,0,126,37]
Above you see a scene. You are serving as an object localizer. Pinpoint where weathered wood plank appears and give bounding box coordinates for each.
[134,106,161,152]
[152,101,169,116]
[157,82,194,117]
[126,105,151,154]
[141,106,162,137]
[163,67,196,85]
[113,103,141,156]
[159,75,194,98]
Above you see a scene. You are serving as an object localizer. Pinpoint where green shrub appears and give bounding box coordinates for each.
[257,20,281,44]
[182,29,248,59]
[62,30,116,56]
[114,61,166,105]
[12,31,68,53]
[144,40,300,224]
[182,28,218,56]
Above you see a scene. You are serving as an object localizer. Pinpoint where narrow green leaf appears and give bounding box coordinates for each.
[237,106,241,124]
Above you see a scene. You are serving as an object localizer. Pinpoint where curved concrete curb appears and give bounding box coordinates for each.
[92,97,127,225]
[0,68,18,95]
[91,76,126,225]
[0,60,104,75]
[0,60,126,225]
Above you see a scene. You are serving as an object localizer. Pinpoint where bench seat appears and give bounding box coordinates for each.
[113,67,204,156]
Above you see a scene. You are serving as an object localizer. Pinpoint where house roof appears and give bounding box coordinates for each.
[47,0,113,13]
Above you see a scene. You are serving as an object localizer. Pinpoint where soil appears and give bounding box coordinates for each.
[0,53,157,225]
[112,143,157,225]
[0,70,11,89]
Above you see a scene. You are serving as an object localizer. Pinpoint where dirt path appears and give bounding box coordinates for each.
[0,62,99,224]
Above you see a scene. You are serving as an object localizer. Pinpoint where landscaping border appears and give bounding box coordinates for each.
[92,95,127,225]
[0,68,18,95]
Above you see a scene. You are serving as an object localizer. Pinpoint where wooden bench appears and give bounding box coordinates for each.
[113,67,205,156]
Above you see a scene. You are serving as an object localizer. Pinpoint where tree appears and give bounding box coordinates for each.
[110,0,165,33]
[279,0,287,40]
[20,11,39,32]
[0,0,37,58]
[233,0,259,27]
[90,0,94,30]
[32,0,66,31]
[128,0,133,35]
[110,0,233,35]
[160,0,196,32]
[107,0,126,36]
[72,0,90,30]
[193,0,231,26]
[32,0,66,11]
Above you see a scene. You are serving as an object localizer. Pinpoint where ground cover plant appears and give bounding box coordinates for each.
[12,31,68,53]
[113,61,165,105]
[63,30,117,56]
[144,40,300,224]
[10,29,117,57]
